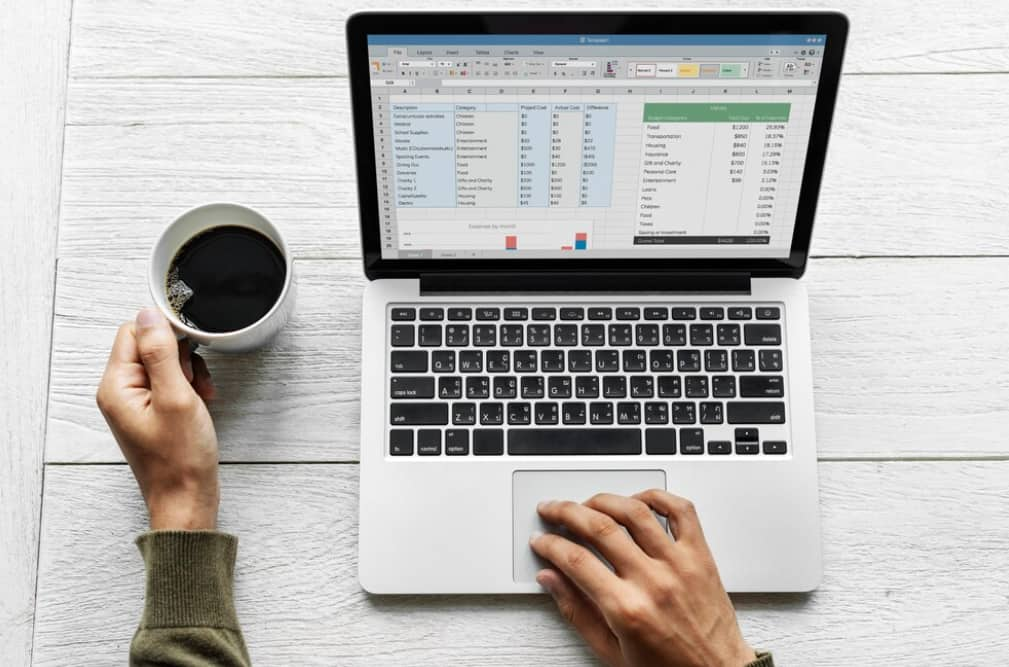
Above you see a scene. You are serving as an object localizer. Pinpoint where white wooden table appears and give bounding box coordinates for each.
[3,1,1009,665]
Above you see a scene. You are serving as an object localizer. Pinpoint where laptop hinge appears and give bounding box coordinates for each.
[419,272,751,295]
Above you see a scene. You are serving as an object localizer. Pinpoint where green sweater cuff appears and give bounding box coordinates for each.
[136,530,239,630]
[747,651,774,667]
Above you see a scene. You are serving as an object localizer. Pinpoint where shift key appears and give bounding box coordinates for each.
[390,351,427,372]
[727,402,786,424]
[390,403,448,425]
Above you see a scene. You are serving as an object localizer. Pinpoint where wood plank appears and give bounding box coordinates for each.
[69,0,1009,77]
[32,462,1009,666]
[45,256,1009,463]
[0,1,72,664]
[59,74,1009,261]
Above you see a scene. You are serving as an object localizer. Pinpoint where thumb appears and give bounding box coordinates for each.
[135,308,191,398]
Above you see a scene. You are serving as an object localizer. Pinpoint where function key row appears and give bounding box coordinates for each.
[390,306,781,322]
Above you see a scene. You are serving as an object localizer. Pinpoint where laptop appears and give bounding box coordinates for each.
[348,11,848,593]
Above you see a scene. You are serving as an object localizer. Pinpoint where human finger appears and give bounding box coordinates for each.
[633,489,704,545]
[584,493,674,560]
[530,531,621,604]
[191,353,216,401]
[537,568,622,667]
[133,308,193,400]
[538,500,646,573]
[178,340,194,383]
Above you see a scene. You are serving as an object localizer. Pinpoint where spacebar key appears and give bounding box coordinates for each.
[508,429,642,455]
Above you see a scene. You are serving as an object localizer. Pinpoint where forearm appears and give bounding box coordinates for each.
[132,531,250,666]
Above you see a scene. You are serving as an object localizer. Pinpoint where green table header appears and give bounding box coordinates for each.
[643,102,791,123]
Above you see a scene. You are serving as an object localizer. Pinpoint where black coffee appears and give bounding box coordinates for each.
[166,225,286,333]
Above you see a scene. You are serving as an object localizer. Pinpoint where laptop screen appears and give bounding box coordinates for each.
[366,34,828,260]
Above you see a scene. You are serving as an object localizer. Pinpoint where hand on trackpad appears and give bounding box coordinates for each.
[512,469,666,583]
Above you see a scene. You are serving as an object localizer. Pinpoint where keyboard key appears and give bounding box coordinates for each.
[419,308,444,321]
[622,349,647,372]
[630,375,654,398]
[735,428,759,443]
[728,307,752,320]
[432,352,455,374]
[534,402,559,425]
[474,429,504,455]
[504,307,528,321]
[596,350,620,372]
[727,402,786,424]
[391,351,427,373]
[707,440,731,455]
[759,349,784,372]
[465,376,489,399]
[644,307,668,320]
[736,442,759,455]
[763,440,788,455]
[438,376,462,399]
[521,376,545,398]
[473,324,497,346]
[560,307,584,320]
[575,376,599,398]
[677,350,701,372]
[732,349,756,372]
[744,324,782,346]
[608,324,633,346]
[445,324,469,346]
[391,308,415,321]
[390,325,414,347]
[657,376,681,398]
[588,307,612,320]
[390,377,434,399]
[390,403,448,425]
[554,324,578,346]
[541,350,565,372]
[568,350,592,372]
[459,351,483,373]
[756,307,781,320]
[476,307,500,321]
[417,429,441,456]
[680,429,704,454]
[700,402,723,424]
[645,428,677,454]
[700,307,724,320]
[447,307,472,321]
[685,376,708,398]
[445,430,469,455]
[740,375,784,398]
[649,349,674,372]
[487,350,510,373]
[493,376,517,399]
[705,349,728,372]
[528,325,551,346]
[548,376,572,399]
[532,307,556,320]
[480,403,504,425]
[644,402,669,424]
[508,403,532,425]
[712,376,736,398]
[500,324,523,346]
[562,402,587,424]
[662,324,686,346]
[589,402,614,424]
[603,376,626,398]
[689,324,713,346]
[716,324,740,346]
[452,403,476,425]
[617,402,641,424]
[635,324,659,346]
[582,324,605,346]
[672,402,696,424]
[508,429,641,455]
[616,307,640,320]
[389,429,414,456]
[418,325,442,347]
[513,351,537,372]
[672,307,696,320]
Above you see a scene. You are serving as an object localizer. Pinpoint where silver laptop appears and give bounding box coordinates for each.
[348,11,848,593]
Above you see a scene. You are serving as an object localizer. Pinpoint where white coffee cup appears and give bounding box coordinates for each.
[148,203,296,353]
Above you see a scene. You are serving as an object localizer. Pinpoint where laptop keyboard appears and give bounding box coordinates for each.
[385,304,789,458]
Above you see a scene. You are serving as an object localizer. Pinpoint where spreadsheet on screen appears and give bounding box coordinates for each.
[366,34,827,260]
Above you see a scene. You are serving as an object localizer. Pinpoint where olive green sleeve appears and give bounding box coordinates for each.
[131,531,251,666]
[747,651,775,666]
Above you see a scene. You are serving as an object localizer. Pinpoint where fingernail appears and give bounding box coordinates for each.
[136,308,163,330]
[537,500,553,512]
[529,530,544,545]
[536,572,557,595]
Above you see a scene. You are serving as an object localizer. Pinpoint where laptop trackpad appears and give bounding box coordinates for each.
[512,469,666,583]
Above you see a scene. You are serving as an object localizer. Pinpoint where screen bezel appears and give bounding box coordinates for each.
[347,11,848,280]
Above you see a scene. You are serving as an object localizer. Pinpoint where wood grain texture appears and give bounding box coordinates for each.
[69,0,1009,77]
[58,74,1009,261]
[0,1,72,663]
[45,256,1009,463]
[32,462,1009,666]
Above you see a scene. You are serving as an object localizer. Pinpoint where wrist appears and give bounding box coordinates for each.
[728,641,758,667]
[145,478,220,530]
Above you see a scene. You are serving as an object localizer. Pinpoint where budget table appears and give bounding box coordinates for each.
[2,2,1008,665]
